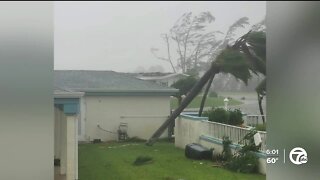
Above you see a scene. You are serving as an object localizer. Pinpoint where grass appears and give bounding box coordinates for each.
[79,141,265,180]
[170,95,243,109]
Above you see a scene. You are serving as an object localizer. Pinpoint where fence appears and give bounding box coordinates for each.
[202,120,267,152]
[243,114,266,126]
[174,113,267,174]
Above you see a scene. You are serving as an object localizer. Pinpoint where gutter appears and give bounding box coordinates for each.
[54,91,85,98]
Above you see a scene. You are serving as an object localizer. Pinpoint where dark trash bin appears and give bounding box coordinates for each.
[185,143,213,160]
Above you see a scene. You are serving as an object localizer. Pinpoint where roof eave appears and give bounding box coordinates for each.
[82,89,178,96]
[54,91,84,98]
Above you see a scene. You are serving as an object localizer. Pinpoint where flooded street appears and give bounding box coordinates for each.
[219,92,266,115]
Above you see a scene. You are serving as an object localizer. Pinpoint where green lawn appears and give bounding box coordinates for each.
[170,96,243,109]
[79,142,265,180]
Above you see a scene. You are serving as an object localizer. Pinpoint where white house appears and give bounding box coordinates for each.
[136,72,189,87]
[54,70,178,142]
[53,70,178,180]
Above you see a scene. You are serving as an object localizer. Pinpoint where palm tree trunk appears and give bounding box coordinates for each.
[177,96,182,106]
[146,64,220,146]
[257,93,265,124]
[198,73,215,117]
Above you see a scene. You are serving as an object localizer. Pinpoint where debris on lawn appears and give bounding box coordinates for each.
[211,163,224,168]
[133,155,153,166]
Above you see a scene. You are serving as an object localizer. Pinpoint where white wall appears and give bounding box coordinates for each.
[54,107,65,159]
[54,107,78,179]
[84,95,171,141]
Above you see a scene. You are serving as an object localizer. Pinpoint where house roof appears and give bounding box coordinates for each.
[54,70,178,96]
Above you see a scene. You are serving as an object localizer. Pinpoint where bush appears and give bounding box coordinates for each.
[208,91,218,97]
[171,76,198,97]
[228,109,244,126]
[225,152,259,173]
[222,136,232,161]
[204,108,243,126]
[204,108,229,124]
[222,130,260,173]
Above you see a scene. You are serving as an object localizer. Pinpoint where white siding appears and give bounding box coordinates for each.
[54,107,65,160]
[84,96,171,141]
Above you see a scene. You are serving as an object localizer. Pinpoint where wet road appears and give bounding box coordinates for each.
[184,92,266,116]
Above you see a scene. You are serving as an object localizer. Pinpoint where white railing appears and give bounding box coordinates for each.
[243,114,266,126]
[201,120,267,152]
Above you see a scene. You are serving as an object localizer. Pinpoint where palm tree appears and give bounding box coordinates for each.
[244,30,266,123]
[215,31,266,123]
[256,78,266,123]
[198,18,266,118]
[146,31,257,146]
[198,17,250,117]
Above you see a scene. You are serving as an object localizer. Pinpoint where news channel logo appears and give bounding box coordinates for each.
[289,147,308,165]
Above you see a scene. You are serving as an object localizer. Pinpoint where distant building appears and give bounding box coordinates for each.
[135,72,189,87]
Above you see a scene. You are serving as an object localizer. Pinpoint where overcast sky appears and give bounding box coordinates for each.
[54,1,266,72]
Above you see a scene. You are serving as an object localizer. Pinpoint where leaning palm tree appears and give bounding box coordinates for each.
[146,31,257,146]
[198,19,266,118]
[198,17,250,117]
[256,78,266,123]
[244,30,266,123]
[214,31,267,122]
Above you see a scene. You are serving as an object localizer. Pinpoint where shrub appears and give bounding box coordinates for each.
[225,152,259,173]
[204,108,243,126]
[222,136,232,161]
[204,108,229,124]
[208,91,218,97]
[228,109,244,126]
[171,76,198,98]
[222,130,260,173]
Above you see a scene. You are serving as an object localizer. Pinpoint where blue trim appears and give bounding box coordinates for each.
[180,113,208,121]
[199,135,266,159]
[63,104,79,115]
[54,98,80,115]
[54,98,79,105]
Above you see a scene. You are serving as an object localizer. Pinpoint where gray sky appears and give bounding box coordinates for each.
[54,1,266,72]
